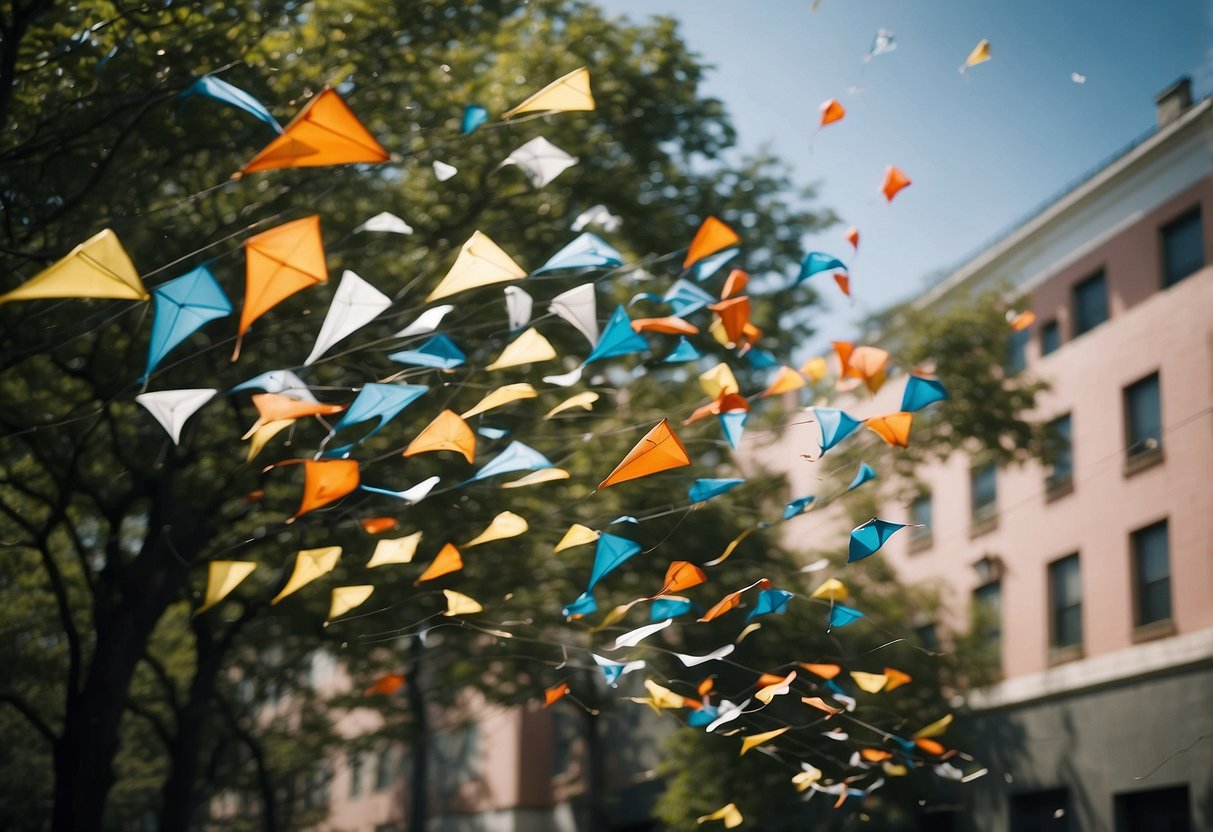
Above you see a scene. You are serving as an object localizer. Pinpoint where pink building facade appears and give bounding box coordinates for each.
[751,82,1213,831]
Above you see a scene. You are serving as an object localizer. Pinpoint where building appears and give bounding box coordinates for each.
[750,78,1213,831]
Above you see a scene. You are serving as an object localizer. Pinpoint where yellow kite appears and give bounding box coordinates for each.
[0,229,147,305]
[442,589,483,616]
[545,391,599,419]
[326,585,374,623]
[426,231,526,302]
[485,328,557,371]
[196,561,257,614]
[271,546,342,604]
[464,511,528,547]
[460,383,537,419]
[554,524,599,552]
[502,67,595,119]
[367,532,423,567]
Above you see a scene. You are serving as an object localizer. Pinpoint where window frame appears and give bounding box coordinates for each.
[969,462,998,530]
[1130,519,1172,629]
[972,580,1003,673]
[1045,413,1074,498]
[1071,269,1109,337]
[909,491,933,552]
[1039,319,1061,356]
[1048,553,1083,657]
[1160,205,1204,288]
[1122,371,1163,468]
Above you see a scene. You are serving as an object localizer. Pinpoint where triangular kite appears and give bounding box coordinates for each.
[881,165,911,202]
[145,265,232,377]
[367,532,423,567]
[236,215,328,359]
[683,216,740,269]
[417,542,462,582]
[389,334,466,369]
[849,518,909,562]
[501,136,578,188]
[502,67,595,118]
[240,88,388,174]
[286,459,359,519]
[136,388,217,445]
[443,589,483,616]
[303,270,391,365]
[865,412,913,447]
[901,375,948,412]
[271,546,341,604]
[0,229,147,305]
[404,410,475,463]
[599,419,691,489]
[819,98,845,126]
[585,305,648,364]
[187,75,282,132]
[470,440,552,482]
[326,585,374,623]
[545,392,599,419]
[426,231,526,302]
[333,383,427,441]
[196,561,257,614]
[762,366,806,397]
[548,283,599,343]
[536,234,623,273]
[586,533,642,592]
[460,383,537,419]
[504,286,532,330]
[554,524,599,552]
[464,511,528,547]
[485,327,557,371]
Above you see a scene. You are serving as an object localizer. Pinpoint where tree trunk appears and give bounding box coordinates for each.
[583,708,609,832]
[406,636,429,832]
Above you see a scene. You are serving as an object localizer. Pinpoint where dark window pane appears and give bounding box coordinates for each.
[1049,555,1082,649]
[1117,785,1190,832]
[971,463,997,520]
[1133,521,1171,625]
[1007,329,1029,373]
[915,623,939,651]
[1073,271,1108,335]
[973,582,1002,668]
[911,493,932,533]
[1162,207,1204,287]
[1048,415,1073,485]
[1040,320,1061,355]
[1124,373,1162,455]
[1010,788,1070,831]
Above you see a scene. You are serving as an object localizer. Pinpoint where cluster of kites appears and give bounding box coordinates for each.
[2,55,997,824]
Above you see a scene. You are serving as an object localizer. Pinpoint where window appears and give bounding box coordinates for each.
[1039,319,1061,356]
[914,622,939,652]
[349,752,364,798]
[1131,520,1171,627]
[1006,328,1029,373]
[1161,206,1204,287]
[1072,270,1108,336]
[1123,373,1162,459]
[909,492,933,550]
[1115,785,1190,831]
[970,463,997,524]
[375,746,396,791]
[973,581,1002,672]
[1046,414,1073,493]
[1010,788,1070,831]
[1049,554,1082,651]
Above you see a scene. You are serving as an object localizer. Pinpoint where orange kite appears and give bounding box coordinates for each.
[631,317,699,336]
[721,269,749,299]
[865,412,913,447]
[657,561,707,596]
[417,542,463,583]
[683,216,740,269]
[881,165,912,202]
[278,459,359,520]
[709,296,752,346]
[599,419,691,489]
[240,88,389,175]
[236,216,328,360]
[403,410,475,463]
[819,98,846,126]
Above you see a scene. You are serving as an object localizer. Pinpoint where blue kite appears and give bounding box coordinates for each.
[848,518,909,563]
[476,426,509,440]
[663,337,703,364]
[815,407,862,454]
[535,233,623,273]
[688,478,745,503]
[468,441,553,482]
[388,334,466,369]
[718,411,747,449]
[782,495,816,520]
[828,604,865,628]
[691,247,738,281]
[562,591,598,618]
[797,252,847,284]
[746,589,794,623]
[584,306,648,364]
[649,597,695,621]
[334,383,427,435]
[586,533,642,592]
[846,462,877,493]
[145,265,232,378]
[901,374,949,412]
[664,278,716,316]
[461,104,488,134]
[185,75,282,132]
[746,349,779,370]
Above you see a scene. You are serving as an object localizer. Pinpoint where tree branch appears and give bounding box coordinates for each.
[0,690,58,744]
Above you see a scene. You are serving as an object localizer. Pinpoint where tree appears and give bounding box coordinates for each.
[0,2,839,830]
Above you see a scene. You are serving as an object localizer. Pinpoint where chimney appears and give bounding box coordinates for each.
[1155,77,1192,128]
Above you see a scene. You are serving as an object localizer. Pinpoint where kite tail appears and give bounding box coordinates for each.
[231,334,244,361]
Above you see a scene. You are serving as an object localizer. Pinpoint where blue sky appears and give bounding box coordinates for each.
[596,0,1213,341]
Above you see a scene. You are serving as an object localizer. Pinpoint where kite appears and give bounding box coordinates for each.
[691,247,738,281]
[801,662,842,679]
[798,252,847,284]
[426,231,525,302]
[417,542,463,582]
[433,160,458,181]
[477,426,508,440]
[746,589,794,623]
[271,546,341,604]
[1008,309,1036,331]
[502,67,595,118]
[814,407,863,454]
[485,328,557,371]
[469,440,552,482]
[136,388,217,445]
[359,516,396,535]
[402,410,475,463]
[849,518,909,562]
[901,374,948,412]
[783,495,815,520]
[545,391,599,419]
[592,654,646,687]
[553,524,599,552]
[365,674,406,696]
[572,204,621,233]
[802,697,842,717]
[562,592,598,618]
[547,283,598,344]
[235,215,328,360]
[792,763,824,792]
[829,604,865,628]
[273,459,359,520]
[442,589,483,616]
[834,273,851,298]
[0,228,147,305]
[700,579,770,623]
[367,532,423,567]
[504,286,532,330]
[663,337,703,364]
[810,578,847,602]
[683,216,740,269]
[585,533,643,592]
[697,803,743,828]
[631,679,689,712]
[755,671,796,704]
[650,597,694,621]
[913,713,953,739]
[395,306,455,338]
[1071,72,1087,84]
[502,469,569,489]
[719,411,747,450]
[688,478,744,503]
[881,165,911,202]
[708,296,752,345]
[675,645,735,667]
[361,476,440,504]
[846,462,877,492]
[145,265,232,378]
[885,667,912,691]
[762,366,806,397]
[819,98,846,126]
[303,270,391,365]
[460,383,537,419]
[699,362,740,399]
[740,726,790,756]
[705,699,751,732]
[599,419,691,490]
[632,316,699,336]
[244,418,293,462]
[388,334,466,369]
[585,305,648,364]
[356,212,413,235]
[863,28,897,61]
[843,345,890,392]
[248,392,344,432]
[501,136,578,188]
[866,412,913,447]
[851,671,888,693]
[844,226,860,250]
[657,561,707,595]
[801,355,828,382]
[186,75,282,132]
[461,104,488,134]
[544,683,571,707]
[230,368,317,402]
[464,511,528,547]
[611,619,672,650]
[962,39,991,72]
[332,383,427,445]
[240,88,388,175]
[326,585,374,623]
[196,561,257,614]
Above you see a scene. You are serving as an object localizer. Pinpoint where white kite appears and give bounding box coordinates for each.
[304,270,391,365]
